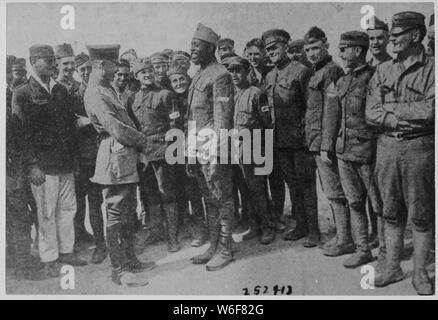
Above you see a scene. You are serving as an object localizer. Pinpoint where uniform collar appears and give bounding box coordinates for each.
[348,63,369,75]
[367,52,392,67]
[30,68,57,94]
[313,55,332,72]
[276,56,291,70]
[393,46,427,69]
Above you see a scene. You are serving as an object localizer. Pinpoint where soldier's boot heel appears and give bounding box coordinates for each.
[206,221,233,272]
[412,230,434,295]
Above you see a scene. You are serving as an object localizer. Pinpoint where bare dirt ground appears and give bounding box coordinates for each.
[5,183,435,296]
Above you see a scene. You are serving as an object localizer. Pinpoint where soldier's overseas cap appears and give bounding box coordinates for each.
[391,11,425,34]
[54,43,74,60]
[167,60,188,77]
[304,26,327,44]
[367,16,389,31]
[262,29,290,48]
[120,48,137,59]
[224,56,250,70]
[162,49,174,58]
[150,52,170,65]
[75,52,91,69]
[218,38,235,48]
[132,58,153,76]
[87,44,120,63]
[339,31,369,48]
[172,50,190,61]
[7,55,16,72]
[193,23,220,45]
[12,58,26,71]
[29,44,55,58]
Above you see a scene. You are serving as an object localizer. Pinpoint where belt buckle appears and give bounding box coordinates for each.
[394,132,403,141]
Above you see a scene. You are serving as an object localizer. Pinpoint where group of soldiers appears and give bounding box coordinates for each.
[6,10,435,294]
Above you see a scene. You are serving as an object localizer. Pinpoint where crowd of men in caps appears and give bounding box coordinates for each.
[5,10,435,293]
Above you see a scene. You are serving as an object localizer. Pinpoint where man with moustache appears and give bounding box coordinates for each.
[225,55,276,245]
[129,58,181,253]
[168,61,207,247]
[303,26,346,250]
[13,45,86,278]
[262,29,318,247]
[366,12,434,295]
[151,52,172,90]
[73,52,107,263]
[54,43,95,246]
[84,45,155,287]
[367,16,392,67]
[328,31,376,268]
[187,23,235,271]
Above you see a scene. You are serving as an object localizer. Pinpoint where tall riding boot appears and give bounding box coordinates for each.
[191,203,220,264]
[163,202,181,252]
[190,199,207,247]
[375,216,386,274]
[375,222,404,287]
[343,204,373,268]
[412,229,434,295]
[323,200,355,256]
[206,212,234,271]
[123,224,156,274]
[144,204,165,244]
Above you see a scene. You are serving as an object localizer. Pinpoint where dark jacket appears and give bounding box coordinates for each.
[335,64,376,163]
[265,57,313,149]
[305,56,344,152]
[12,76,77,175]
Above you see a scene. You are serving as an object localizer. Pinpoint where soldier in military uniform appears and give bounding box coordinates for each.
[302,26,347,250]
[84,45,155,287]
[287,39,312,68]
[73,52,107,263]
[217,38,235,62]
[366,12,434,295]
[10,58,28,88]
[13,45,87,278]
[120,48,141,93]
[326,32,376,269]
[129,58,181,252]
[225,55,276,244]
[112,60,134,105]
[171,50,192,72]
[54,43,96,246]
[168,61,207,247]
[151,52,172,90]
[367,16,392,67]
[187,23,235,271]
[262,29,318,247]
[244,38,273,88]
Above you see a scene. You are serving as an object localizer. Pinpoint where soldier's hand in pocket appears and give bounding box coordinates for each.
[29,165,46,186]
[320,151,332,165]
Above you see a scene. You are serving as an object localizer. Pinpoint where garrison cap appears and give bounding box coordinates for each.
[162,49,174,58]
[29,44,55,58]
[120,49,137,60]
[54,43,74,59]
[366,16,389,31]
[132,58,153,76]
[7,55,16,72]
[262,29,290,48]
[150,52,170,65]
[87,44,120,63]
[224,56,250,70]
[220,52,238,66]
[167,60,189,77]
[75,52,91,69]
[390,11,425,34]
[193,23,220,45]
[218,38,235,48]
[304,26,327,44]
[12,58,26,71]
[339,31,369,48]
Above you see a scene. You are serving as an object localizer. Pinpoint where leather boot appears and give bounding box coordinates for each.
[123,226,156,273]
[206,214,234,271]
[163,202,181,252]
[191,203,220,264]
[412,230,434,295]
[260,227,276,245]
[323,200,355,256]
[144,204,166,244]
[375,216,386,274]
[242,216,261,241]
[111,267,149,287]
[304,206,320,248]
[343,204,373,268]
[284,213,307,241]
[375,222,404,287]
[107,224,128,271]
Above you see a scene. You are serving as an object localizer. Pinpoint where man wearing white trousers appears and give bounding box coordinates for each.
[12,44,87,279]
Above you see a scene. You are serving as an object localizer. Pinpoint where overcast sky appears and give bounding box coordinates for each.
[6,1,434,66]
